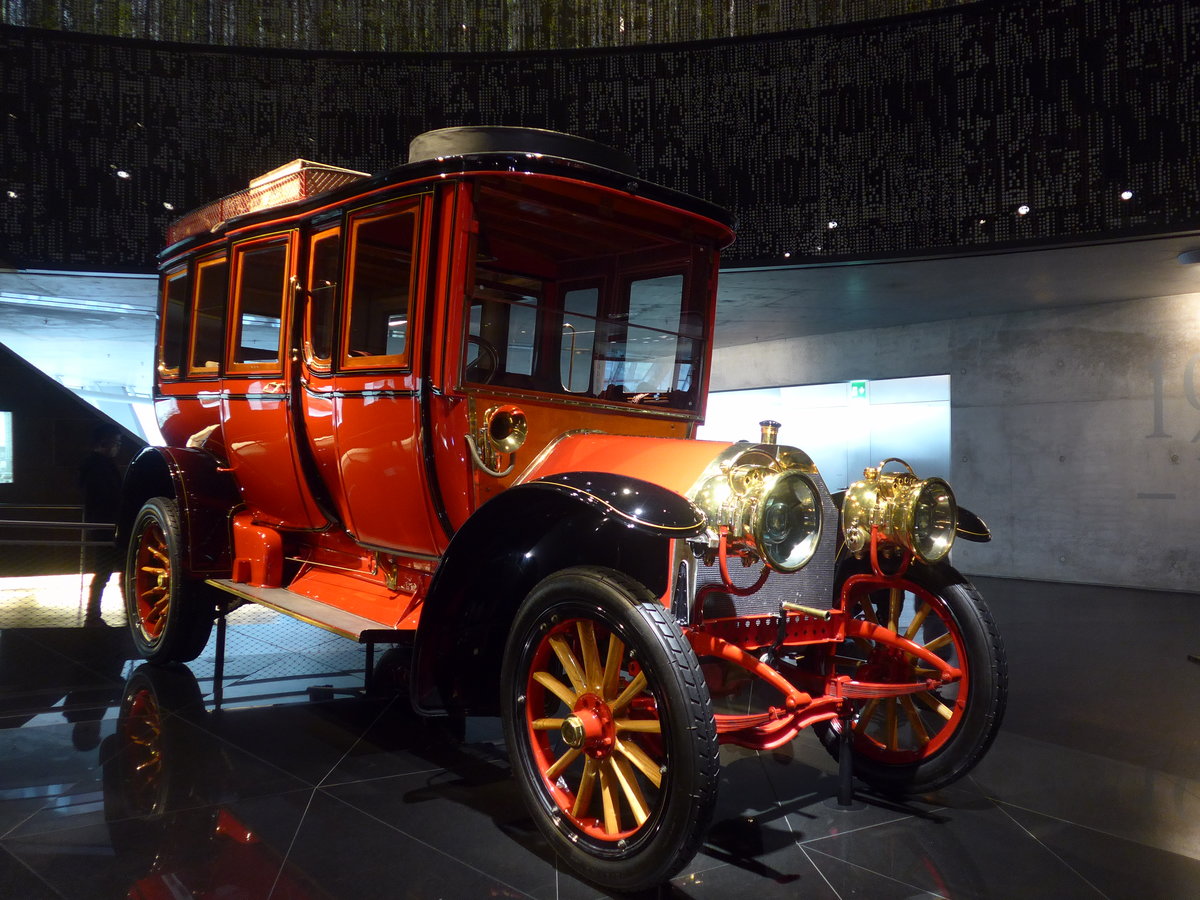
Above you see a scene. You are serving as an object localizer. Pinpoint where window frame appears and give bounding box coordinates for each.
[339,194,429,372]
[157,264,190,379]
[304,225,342,371]
[186,250,229,378]
[225,231,296,376]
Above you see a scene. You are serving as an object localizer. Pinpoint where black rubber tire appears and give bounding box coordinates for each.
[123,497,214,664]
[815,563,1007,795]
[501,566,718,892]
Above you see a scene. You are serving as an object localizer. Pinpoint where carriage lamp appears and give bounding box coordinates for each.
[752,469,822,572]
[842,459,957,563]
[694,447,823,573]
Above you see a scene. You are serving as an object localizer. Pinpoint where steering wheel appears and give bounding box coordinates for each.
[465,335,499,384]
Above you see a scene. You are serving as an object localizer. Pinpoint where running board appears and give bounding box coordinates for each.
[206,579,407,643]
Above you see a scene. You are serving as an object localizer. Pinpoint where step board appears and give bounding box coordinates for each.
[206,579,407,644]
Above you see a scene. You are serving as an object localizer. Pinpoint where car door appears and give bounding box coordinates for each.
[220,230,328,530]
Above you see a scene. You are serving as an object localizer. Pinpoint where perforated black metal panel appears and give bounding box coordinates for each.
[2,0,1196,272]
[695,471,841,620]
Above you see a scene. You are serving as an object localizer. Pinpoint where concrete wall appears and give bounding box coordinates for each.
[709,293,1200,592]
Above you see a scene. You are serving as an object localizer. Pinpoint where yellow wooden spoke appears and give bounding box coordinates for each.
[577,620,602,692]
[610,756,651,826]
[571,757,598,818]
[145,545,169,565]
[885,697,899,750]
[533,670,578,708]
[614,718,661,734]
[598,759,620,834]
[609,671,647,716]
[617,737,663,788]
[888,588,904,633]
[915,690,954,720]
[903,602,932,640]
[899,695,931,745]
[601,633,625,700]
[548,634,588,695]
[853,698,881,734]
[546,745,583,781]
[531,717,565,730]
[922,633,954,654]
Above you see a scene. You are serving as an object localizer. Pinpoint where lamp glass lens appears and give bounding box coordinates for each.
[912,480,956,562]
[757,471,822,571]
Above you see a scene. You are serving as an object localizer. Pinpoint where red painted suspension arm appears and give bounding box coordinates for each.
[687,629,841,750]
[841,618,962,683]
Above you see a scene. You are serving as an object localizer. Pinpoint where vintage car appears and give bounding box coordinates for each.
[119,126,1007,890]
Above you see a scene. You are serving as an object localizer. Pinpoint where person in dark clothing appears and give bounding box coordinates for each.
[79,423,123,625]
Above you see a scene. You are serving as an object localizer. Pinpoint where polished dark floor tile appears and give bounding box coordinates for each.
[1001,803,1200,900]
[1,577,1198,898]
[969,731,1200,863]
[0,843,61,900]
[803,793,1106,899]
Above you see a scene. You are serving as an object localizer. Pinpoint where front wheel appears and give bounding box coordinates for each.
[501,567,718,891]
[815,563,1007,795]
[124,497,214,664]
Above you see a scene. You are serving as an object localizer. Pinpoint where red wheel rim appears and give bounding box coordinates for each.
[833,582,970,764]
[133,521,171,640]
[523,616,667,842]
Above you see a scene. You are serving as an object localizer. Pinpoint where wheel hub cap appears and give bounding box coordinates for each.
[561,715,586,748]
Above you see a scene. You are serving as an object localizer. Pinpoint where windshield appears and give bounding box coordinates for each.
[462,177,714,412]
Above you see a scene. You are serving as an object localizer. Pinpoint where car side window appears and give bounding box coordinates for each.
[188,253,227,375]
[228,236,291,373]
[158,265,189,378]
[306,227,341,367]
[343,200,421,369]
[561,286,599,393]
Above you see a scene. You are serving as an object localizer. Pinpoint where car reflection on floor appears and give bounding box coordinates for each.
[1,577,1199,898]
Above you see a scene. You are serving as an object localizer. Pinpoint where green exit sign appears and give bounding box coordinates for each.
[850,380,868,399]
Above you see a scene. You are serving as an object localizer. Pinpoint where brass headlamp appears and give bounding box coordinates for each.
[842,459,957,563]
[692,423,823,573]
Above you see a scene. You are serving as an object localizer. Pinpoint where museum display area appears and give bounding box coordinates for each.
[2,1,1199,897]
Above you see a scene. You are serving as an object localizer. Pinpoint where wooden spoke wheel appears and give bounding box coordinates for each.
[102,664,212,866]
[818,563,1007,795]
[501,567,717,891]
[124,497,214,664]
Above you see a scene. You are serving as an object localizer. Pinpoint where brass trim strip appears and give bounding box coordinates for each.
[535,478,705,533]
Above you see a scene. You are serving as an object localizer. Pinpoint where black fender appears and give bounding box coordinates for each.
[829,489,991,544]
[954,506,991,543]
[411,472,706,716]
[118,446,240,576]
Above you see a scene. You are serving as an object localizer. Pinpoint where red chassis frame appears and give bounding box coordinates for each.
[685,529,964,752]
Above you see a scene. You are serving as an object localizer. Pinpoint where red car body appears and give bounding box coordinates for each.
[118,127,1006,890]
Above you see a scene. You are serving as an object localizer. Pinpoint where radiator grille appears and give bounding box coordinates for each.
[695,472,841,619]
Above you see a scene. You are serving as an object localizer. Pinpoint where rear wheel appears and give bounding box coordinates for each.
[124,497,214,664]
[501,567,718,891]
[816,563,1006,795]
